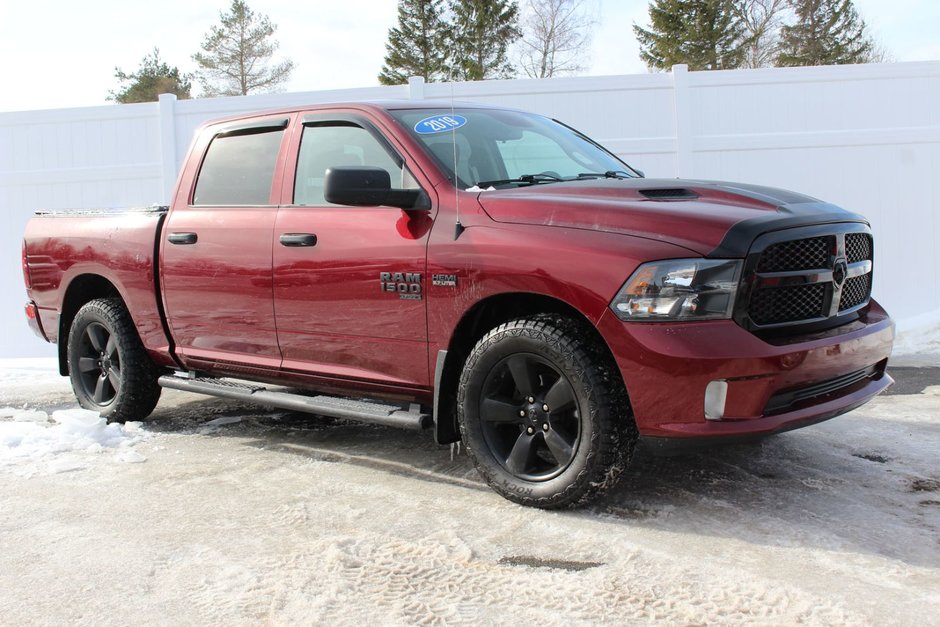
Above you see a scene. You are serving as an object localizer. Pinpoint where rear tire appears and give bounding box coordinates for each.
[457,315,636,508]
[67,298,161,422]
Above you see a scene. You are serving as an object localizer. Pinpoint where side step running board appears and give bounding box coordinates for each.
[158,374,431,431]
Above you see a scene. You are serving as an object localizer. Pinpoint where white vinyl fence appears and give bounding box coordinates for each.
[3,62,939,358]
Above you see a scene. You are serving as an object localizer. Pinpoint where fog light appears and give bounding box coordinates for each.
[704,380,728,421]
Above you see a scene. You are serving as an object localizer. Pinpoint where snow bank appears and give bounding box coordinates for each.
[0,407,149,476]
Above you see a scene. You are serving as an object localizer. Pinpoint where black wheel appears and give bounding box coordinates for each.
[457,315,636,508]
[67,298,161,422]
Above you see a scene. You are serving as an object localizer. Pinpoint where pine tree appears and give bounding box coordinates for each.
[776,0,872,66]
[379,0,449,85]
[192,0,294,96]
[109,48,192,103]
[448,0,521,81]
[634,0,749,71]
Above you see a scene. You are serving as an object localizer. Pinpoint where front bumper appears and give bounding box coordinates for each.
[598,300,894,441]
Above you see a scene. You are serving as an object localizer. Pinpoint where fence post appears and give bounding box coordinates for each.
[671,64,693,178]
[157,93,178,205]
[408,76,426,100]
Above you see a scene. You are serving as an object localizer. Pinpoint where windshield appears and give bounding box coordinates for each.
[388,108,640,189]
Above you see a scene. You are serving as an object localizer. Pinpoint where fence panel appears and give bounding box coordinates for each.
[3,62,938,358]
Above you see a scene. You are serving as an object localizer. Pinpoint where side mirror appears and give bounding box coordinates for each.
[324,166,430,210]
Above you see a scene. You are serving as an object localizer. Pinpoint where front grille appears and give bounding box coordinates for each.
[845,233,872,264]
[749,284,826,325]
[839,274,871,311]
[743,227,874,332]
[756,236,831,272]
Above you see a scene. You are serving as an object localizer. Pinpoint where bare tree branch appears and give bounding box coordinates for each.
[517,0,596,78]
[733,0,788,68]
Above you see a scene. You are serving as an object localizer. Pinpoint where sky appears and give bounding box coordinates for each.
[0,0,938,113]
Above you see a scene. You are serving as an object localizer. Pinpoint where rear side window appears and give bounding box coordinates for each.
[193,128,284,205]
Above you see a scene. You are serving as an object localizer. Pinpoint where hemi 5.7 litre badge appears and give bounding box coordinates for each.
[432,274,457,287]
[380,272,422,300]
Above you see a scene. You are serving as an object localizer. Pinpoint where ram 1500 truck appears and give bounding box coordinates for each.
[21,101,894,508]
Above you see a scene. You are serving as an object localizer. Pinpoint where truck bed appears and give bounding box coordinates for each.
[23,206,174,366]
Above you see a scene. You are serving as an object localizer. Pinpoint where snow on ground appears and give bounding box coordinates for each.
[0,406,148,476]
[0,358,938,625]
[0,358,151,476]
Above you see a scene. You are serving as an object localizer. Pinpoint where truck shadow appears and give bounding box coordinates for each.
[148,391,940,571]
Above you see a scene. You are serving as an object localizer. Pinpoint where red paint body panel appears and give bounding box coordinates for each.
[22,100,895,443]
[23,210,175,367]
[272,205,432,387]
[160,206,281,369]
[423,195,697,357]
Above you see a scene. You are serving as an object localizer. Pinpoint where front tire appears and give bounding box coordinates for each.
[457,315,636,508]
[67,298,161,422]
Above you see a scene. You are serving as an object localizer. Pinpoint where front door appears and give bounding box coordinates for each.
[272,116,433,388]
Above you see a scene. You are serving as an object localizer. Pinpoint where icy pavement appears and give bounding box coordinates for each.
[0,358,938,625]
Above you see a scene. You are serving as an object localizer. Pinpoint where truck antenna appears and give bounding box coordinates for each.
[451,84,465,240]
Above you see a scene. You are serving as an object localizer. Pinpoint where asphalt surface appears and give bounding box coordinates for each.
[885,366,940,396]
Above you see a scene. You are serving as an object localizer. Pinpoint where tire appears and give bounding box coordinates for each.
[67,298,161,422]
[457,315,637,508]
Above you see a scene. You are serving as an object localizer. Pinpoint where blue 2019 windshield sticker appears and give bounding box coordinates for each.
[414,115,467,134]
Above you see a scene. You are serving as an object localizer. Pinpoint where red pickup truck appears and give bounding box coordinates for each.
[21,101,894,507]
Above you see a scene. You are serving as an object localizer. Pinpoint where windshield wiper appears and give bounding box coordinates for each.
[475,173,564,188]
[576,170,633,180]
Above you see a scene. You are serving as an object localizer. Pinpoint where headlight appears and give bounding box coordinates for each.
[611,259,742,321]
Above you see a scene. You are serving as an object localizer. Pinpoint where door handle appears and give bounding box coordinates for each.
[279,233,318,247]
[168,232,198,245]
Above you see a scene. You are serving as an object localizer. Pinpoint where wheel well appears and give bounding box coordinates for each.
[434,293,618,444]
[57,275,121,376]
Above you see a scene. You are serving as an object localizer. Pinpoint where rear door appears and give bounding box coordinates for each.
[161,116,290,372]
[272,112,435,388]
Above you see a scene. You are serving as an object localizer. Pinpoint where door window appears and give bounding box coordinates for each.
[294,123,418,206]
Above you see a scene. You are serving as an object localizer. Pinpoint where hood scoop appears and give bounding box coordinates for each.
[638,188,699,201]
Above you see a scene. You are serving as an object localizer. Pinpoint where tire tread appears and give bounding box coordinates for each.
[457,314,637,509]
[67,298,161,422]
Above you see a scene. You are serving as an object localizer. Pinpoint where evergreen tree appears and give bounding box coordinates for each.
[192,0,294,96]
[634,0,749,71]
[776,0,872,66]
[379,0,449,85]
[448,0,521,81]
[108,48,192,103]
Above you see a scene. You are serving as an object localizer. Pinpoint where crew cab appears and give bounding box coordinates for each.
[21,101,894,507]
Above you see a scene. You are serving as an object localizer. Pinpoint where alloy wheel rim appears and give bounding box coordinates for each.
[478,352,582,481]
[76,322,121,406]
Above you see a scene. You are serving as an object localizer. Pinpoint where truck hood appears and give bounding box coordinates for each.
[475,178,868,257]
